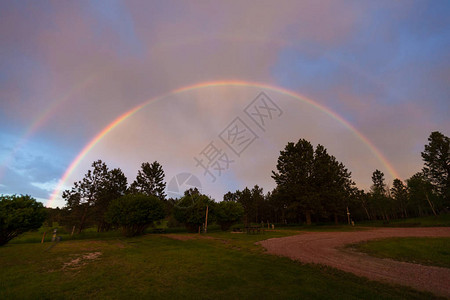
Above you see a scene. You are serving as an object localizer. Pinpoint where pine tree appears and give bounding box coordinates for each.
[272,139,316,224]
[63,160,128,233]
[63,160,110,233]
[370,170,392,220]
[391,179,408,218]
[130,161,167,200]
[272,139,354,225]
[421,131,450,206]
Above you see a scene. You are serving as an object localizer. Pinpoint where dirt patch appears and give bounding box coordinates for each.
[259,227,450,298]
[115,241,126,248]
[75,240,110,251]
[164,234,199,241]
[62,252,102,270]
[164,234,219,241]
[164,234,229,244]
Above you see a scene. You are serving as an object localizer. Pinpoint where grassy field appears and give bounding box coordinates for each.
[0,229,440,299]
[356,213,450,227]
[353,237,450,269]
[9,223,367,245]
[12,213,448,245]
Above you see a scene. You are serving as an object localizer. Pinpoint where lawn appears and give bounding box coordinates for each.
[0,230,439,299]
[356,213,450,227]
[352,237,450,269]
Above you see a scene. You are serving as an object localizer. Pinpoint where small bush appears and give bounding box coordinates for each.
[106,194,165,237]
[166,215,182,228]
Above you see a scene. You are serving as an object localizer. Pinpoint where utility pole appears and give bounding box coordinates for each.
[204,205,209,233]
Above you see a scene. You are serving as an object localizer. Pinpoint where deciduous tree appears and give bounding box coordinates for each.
[407,172,438,216]
[106,194,165,237]
[215,201,244,230]
[173,189,215,232]
[0,195,46,246]
[63,160,128,233]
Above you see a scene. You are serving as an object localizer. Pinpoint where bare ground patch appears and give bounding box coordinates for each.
[164,234,226,242]
[164,234,199,241]
[258,227,450,298]
[62,252,102,270]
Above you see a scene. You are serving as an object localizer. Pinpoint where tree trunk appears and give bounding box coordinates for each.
[334,213,338,225]
[305,211,312,225]
[382,210,389,222]
[363,206,371,220]
[425,193,437,216]
[78,206,88,234]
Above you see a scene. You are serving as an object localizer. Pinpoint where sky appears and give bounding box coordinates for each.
[1,0,449,208]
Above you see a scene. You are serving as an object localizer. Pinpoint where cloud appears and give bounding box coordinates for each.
[0,165,53,200]
[1,1,449,206]
[0,133,66,204]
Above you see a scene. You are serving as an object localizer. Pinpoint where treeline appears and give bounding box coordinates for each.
[45,131,448,234]
[53,161,168,235]
[47,160,246,236]
[350,131,449,222]
[223,131,448,225]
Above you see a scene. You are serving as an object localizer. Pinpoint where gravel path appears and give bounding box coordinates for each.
[259,227,450,298]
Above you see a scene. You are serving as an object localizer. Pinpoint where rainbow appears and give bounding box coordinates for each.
[47,80,400,207]
[0,74,98,181]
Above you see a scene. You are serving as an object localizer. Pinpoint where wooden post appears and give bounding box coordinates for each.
[41,231,46,244]
[52,228,57,242]
[204,205,209,233]
[347,207,351,225]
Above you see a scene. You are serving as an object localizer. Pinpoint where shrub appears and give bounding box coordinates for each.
[216,201,244,231]
[173,191,215,232]
[106,194,165,237]
[0,195,46,246]
[166,215,182,228]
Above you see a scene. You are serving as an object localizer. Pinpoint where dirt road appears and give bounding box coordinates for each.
[259,227,450,298]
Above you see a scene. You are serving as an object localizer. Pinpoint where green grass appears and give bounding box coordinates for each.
[9,221,189,244]
[352,237,450,269]
[10,223,366,245]
[356,214,450,227]
[0,230,440,299]
[9,227,123,244]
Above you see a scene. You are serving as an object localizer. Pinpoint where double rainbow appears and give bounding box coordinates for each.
[47,80,399,207]
[0,74,98,181]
